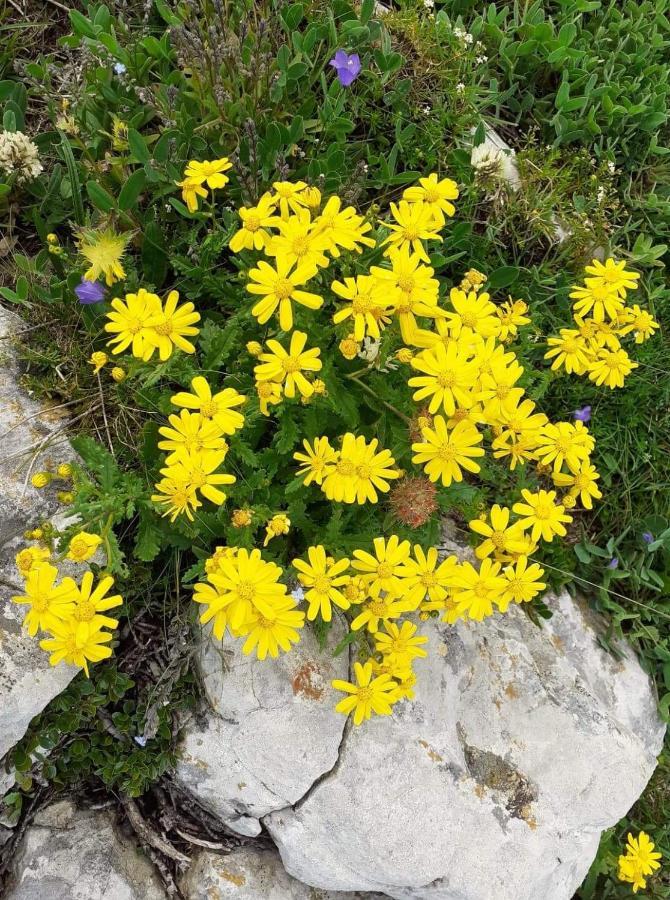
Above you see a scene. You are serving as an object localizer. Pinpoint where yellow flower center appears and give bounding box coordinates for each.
[357,686,373,702]
[491,530,506,549]
[352,295,373,314]
[420,572,437,587]
[291,236,308,256]
[534,503,552,520]
[436,371,456,388]
[397,275,415,293]
[236,582,255,602]
[336,459,356,477]
[404,228,419,241]
[555,438,572,454]
[154,321,173,336]
[274,278,294,300]
[574,475,590,490]
[369,598,387,615]
[31,594,48,613]
[437,445,456,461]
[127,317,144,334]
[245,214,260,232]
[171,489,190,507]
[474,581,489,599]
[200,400,219,417]
[376,563,393,579]
[73,600,95,622]
[257,383,274,398]
[424,188,440,203]
[495,384,510,399]
[356,463,372,479]
[563,338,579,353]
[461,312,478,328]
[314,576,331,594]
[282,355,301,373]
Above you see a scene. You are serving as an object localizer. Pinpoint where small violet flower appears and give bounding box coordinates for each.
[329,50,361,87]
[113,62,127,76]
[642,531,654,544]
[573,405,591,423]
[607,557,619,570]
[75,279,106,305]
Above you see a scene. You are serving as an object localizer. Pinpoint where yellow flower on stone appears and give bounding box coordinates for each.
[468,505,527,560]
[401,547,459,610]
[237,596,305,660]
[171,375,246,436]
[403,173,459,225]
[193,577,236,641]
[39,620,114,676]
[254,331,322,400]
[104,288,162,359]
[31,472,51,489]
[12,563,77,637]
[292,545,351,621]
[351,535,411,599]
[512,489,572,543]
[332,661,398,725]
[411,416,484,486]
[382,199,442,263]
[451,558,506,621]
[246,257,323,331]
[157,410,228,463]
[144,290,201,361]
[617,831,662,894]
[374,620,428,668]
[263,513,291,547]
[77,227,130,285]
[89,351,108,374]
[293,436,337,486]
[584,257,640,299]
[498,557,546,611]
[15,546,51,578]
[587,347,638,388]
[69,571,122,631]
[229,193,280,252]
[203,547,288,631]
[66,531,103,563]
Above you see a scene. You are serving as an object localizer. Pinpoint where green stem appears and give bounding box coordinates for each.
[346,374,411,425]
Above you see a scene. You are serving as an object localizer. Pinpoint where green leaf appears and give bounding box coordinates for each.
[118,169,146,211]
[69,9,97,38]
[281,3,304,30]
[127,129,151,164]
[487,266,520,290]
[135,513,162,562]
[86,180,116,213]
[58,131,85,226]
[142,221,168,288]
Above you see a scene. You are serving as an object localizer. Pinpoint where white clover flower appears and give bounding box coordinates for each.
[423,0,434,8]
[0,130,43,184]
[471,142,505,175]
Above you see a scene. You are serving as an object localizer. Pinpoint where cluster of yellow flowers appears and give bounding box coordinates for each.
[618,831,662,893]
[150,375,245,522]
[104,287,201,362]
[12,531,121,675]
[545,258,658,388]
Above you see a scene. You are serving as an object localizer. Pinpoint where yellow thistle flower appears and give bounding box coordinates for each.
[77,227,130,286]
[57,491,75,504]
[396,348,414,363]
[31,472,51,489]
[56,463,73,479]
[246,340,263,356]
[111,366,126,383]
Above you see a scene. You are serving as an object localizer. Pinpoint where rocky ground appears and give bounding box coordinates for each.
[0,306,665,898]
